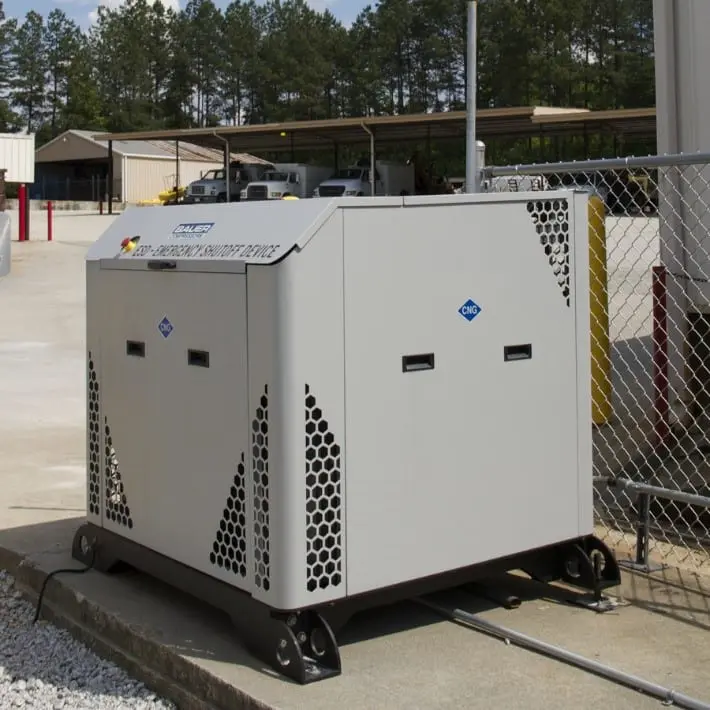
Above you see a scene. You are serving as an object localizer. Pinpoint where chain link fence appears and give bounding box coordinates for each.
[484,154,710,574]
[28,176,122,203]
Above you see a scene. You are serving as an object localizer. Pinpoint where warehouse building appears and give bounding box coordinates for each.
[34,130,269,205]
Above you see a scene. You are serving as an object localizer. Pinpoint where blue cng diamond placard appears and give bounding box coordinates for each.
[158,316,174,338]
[458,299,482,322]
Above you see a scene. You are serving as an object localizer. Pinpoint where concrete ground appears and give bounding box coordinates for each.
[1,210,709,709]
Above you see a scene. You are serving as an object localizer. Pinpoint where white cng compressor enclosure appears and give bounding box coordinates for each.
[74,191,620,683]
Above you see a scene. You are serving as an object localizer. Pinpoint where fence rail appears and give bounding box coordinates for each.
[485,151,710,175]
[28,177,122,203]
[483,153,710,573]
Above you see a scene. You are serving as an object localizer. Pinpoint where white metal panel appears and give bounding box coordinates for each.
[652,0,701,414]
[0,134,34,183]
[87,198,339,264]
[302,165,334,198]
[247,209,347,610]
[341,197,584,595]
[653,0,710,312]
[96,268,252,593]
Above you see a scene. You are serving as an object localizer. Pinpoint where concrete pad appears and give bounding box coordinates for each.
[0,213,117,532]
[1,211,710,710]
[1,521,710,710]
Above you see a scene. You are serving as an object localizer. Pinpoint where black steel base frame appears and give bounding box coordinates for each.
[72,523,621,685]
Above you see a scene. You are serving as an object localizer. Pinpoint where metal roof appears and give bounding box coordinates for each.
[93,107,657,154]
[531,107,656,136]
[39,130,269,163]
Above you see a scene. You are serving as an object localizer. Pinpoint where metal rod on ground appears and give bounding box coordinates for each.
[653,265,670,446]
[415,598,710,710]
[47,201,53,242]
[465,0,479,193]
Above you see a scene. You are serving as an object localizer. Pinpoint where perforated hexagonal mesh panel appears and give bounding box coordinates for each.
[210,452,248,578]
[252,386,270,591]
[104,418,133,529]
[87,354,101,517]
[305,384,343,593]
[527,199,571,307]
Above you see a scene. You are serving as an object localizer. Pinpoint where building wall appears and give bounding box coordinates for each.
[122,157,222,203]
[36,132,108,163]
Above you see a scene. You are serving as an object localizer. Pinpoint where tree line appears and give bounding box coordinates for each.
[0,0,656,163]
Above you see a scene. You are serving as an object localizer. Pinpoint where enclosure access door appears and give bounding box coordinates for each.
[95,264,251,585]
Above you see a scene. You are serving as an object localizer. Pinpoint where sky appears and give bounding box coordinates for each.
[4,0,371,29]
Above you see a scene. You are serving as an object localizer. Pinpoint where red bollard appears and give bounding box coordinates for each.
[18,184,26,242]
[25,187,30,241]
[47,201,53,241]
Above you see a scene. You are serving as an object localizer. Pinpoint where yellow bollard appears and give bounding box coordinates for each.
[588,195,612,425]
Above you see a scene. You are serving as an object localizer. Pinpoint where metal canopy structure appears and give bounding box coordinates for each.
[95,106,656,154]
[96,106,657,213]
[532,107,656,137]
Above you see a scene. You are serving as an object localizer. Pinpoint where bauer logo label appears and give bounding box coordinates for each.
[171,222,215,238]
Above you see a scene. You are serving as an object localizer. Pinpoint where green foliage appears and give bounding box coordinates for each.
[0,0,656,164]
[11,10,47,131]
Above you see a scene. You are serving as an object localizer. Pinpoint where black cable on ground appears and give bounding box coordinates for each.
[32,545,97,625]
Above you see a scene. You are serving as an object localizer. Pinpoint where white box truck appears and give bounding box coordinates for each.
[242,164,333,201]
[183,161,274,204]
[314,159,415,197]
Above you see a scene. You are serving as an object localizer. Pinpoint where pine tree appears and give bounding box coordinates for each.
[183,0,223,126]
[220,0,260,126]
[0,0,658,162]
[61,39,104,131]
[11,10,46,131]
[0,2,18,131]
[45,9,82,136]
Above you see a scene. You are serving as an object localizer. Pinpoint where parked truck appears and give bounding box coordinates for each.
[242,163,333,201]
[182,160,274,204]
[313,158,415,198]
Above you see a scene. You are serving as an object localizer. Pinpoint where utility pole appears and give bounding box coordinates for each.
[465,0,479,193]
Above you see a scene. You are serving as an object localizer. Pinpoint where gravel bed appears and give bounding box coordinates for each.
[0,570,175,710]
